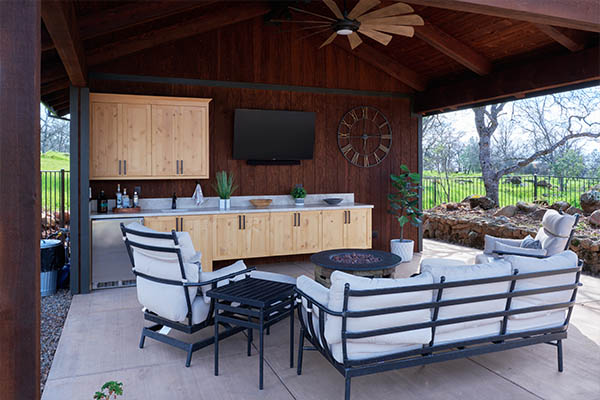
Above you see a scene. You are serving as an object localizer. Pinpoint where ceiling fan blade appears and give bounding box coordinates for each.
[270,19,335,24]
[357,2,414,21]
[323,0,344,19]
[360,24,415,37]
[319,32,338,48]
[357,28,392,45]
[347,0,381,20]
[289,6,336,21]
[299,27,336,41]
[348,32,363,49]
[359,14,424,26]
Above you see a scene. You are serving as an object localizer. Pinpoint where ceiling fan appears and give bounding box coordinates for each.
[272,0,424,50]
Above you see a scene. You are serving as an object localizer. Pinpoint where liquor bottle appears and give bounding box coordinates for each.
[133,191,139,208]
[99,191,108,213]
[97,190,105,213]
[122,188,130,208]
[116,184,122,208]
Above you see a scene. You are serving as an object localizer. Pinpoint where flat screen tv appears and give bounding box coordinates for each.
[233,108,315,161]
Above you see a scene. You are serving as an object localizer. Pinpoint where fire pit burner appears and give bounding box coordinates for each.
[330,252,383,264]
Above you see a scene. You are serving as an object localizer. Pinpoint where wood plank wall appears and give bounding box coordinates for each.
[88,17,420,253]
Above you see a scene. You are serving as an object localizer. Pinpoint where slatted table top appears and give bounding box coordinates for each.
[207,277,295,308]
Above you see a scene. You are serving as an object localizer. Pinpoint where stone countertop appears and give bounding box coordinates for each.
[90,202,373,220]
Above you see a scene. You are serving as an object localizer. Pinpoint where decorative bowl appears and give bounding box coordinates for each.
[249,199,272,208]
[323,198,343,205]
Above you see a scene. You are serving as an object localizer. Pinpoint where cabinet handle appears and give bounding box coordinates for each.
[180,217,184,231]
[176,160,179,175]
[176,218,179,231]
[238,215,241,230]
[180,160,183,174]
[297,213,300,227]
[124,160,127,175]
[293,213,296,227]
[344,211,347,224]
[119,160,122,175]
[243,215,246,229]
[347,210,350,224]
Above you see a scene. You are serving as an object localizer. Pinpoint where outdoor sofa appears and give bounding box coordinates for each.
[295,250,582,400]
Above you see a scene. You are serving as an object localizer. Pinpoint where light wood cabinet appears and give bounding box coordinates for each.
[185,215,213,272]
[322,208,371,249]
[270,211,322,255]
[270,212,295,256]
[144,216,177,233]
[214,214,241,260]
[90,93,210,180]
[214,213,270,260]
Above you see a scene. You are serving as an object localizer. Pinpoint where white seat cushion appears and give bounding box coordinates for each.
[420,258,466,273]
[199,260,248,303]
[191,296,211,325]
[325,271,433,349]
[330,342,423,363]
[420,261,512,343]
[504,251,578,320]
[494,242,547,257]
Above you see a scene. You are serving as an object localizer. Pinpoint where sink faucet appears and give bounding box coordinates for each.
[172,192,177,209]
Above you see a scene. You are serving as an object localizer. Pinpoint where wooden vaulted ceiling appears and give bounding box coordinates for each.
[41,0,600,116]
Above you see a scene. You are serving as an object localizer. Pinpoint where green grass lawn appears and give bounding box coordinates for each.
[41,152,70,213]
[41,151,70,171]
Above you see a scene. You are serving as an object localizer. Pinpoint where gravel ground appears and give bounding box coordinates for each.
[41,289,72,394]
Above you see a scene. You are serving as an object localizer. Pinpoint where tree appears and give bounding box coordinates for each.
[473,87,600,205]
[457,137,480,173]
[586,150,600,177]
[40,104,69,153]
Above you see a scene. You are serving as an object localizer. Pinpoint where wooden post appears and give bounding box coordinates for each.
[0,1,41,399]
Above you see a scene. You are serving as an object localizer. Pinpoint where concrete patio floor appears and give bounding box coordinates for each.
[42,239,600,399]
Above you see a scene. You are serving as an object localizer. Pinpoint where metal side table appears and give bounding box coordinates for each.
[208,277,296,390]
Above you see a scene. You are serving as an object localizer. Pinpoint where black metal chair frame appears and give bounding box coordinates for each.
[493,213,580,259]
[295,261,582,400]
[120,223,254,367]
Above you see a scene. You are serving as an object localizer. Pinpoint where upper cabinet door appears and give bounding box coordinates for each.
[90,102,121,178]
[151,105,178,176]
[178,106,209,178]
[121,104,152,177]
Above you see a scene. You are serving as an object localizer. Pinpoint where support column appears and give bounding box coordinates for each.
[0,1,41,399]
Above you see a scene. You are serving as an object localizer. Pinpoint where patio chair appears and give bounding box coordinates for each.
[120,222,294,367]
[475,209,580,264]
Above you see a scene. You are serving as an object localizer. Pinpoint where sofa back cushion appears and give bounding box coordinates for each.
[420,261,512,336]
[534,210,576,256]
[325,271,433,347]
[504,251,578,320]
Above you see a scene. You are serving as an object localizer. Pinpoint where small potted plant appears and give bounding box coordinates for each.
[291,185,307,206]
[93,381,123,399]
[388,165,422,263]
[213,171,237,210]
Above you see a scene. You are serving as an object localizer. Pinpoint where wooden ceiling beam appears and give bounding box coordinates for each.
[534,24,588,52]
[330,35,427,91]
[414,22,492,75]
[87,3,270,67]
[41,1,87,86]
[414,46,600,114]
[42,78,70,96]
[406,0,600,32]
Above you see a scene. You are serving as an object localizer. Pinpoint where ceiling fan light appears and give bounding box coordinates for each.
[336,28,353,35]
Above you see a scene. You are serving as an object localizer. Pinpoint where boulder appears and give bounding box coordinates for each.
[461,195,475,203]
[550,201,570,212]
[590,210,600,227]
[566,206,584,215]
[580,190,600,215]
[536,179,552,188]
[468,196,495,210]
[531,208,548,221]
[495,205,518,217]
[516,201,538,213]
[445,202,460,211]
[509,176,522,185]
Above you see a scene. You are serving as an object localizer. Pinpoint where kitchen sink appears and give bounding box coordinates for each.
[159,208,202,213]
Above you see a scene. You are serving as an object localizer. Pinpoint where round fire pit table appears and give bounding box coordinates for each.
[310,249,401,287]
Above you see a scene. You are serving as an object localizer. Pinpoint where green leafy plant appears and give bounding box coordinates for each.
[212,171,238,199]
[93,381,123,399]
[389,165,422,241]
[291,186,307,199]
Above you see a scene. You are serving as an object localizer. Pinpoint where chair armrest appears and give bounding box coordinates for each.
[492,250,549,259]
[185,267,256,287]
[295,277,342,317]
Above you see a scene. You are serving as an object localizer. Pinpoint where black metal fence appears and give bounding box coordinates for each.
[41,169,70,238]
[423,174,600,210]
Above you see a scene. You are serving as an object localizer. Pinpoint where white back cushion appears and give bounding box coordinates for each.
[297,275,330,346]
[199,260,248,303]
[504,251,578,320]
[535,210,576,256]
[494,242,547,257]
[325,271,433,347]
[420,261,512,335]
[125,222,197,262]
[483,235,524,254]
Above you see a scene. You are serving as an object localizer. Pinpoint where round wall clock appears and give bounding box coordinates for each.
[337,106,392,168]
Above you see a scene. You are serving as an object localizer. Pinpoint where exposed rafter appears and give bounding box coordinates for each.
[406,0,600,32]
[42,78,70,96]
[87,4,270,67]
[414,46,600,114]
[41,0,87,86]
[415,22,492,75]
[534,24,587,52]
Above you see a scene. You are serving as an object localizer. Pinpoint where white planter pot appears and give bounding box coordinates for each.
[219,198,231,210]
[295,198,305,206]
[390,239,414,263]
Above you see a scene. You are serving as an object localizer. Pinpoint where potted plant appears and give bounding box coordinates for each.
[291,185,307,206]
[388,165,422,263]
[93,381,123,399]
[213,171,237,209]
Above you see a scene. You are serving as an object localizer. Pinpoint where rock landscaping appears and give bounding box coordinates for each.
[41,289,72,394]
[423,197,600,275]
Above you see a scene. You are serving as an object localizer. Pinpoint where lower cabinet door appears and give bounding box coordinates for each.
[270,212,295,256]
[240,213,270,258]
[185,215,213,271]
[214,214,241,260]
[345,208,371,248]
[144,216,176,233]
[322,210,346,250]
[295,211,322,254]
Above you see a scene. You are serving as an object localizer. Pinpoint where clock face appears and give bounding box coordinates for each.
[337,106,392,168]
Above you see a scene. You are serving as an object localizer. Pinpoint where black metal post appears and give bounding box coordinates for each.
[214,313,220,376]
[259,313,265,390]
[557,339,563,372]
[290,303,295,368]
[297,327,305,375]
[59,168,65,227]
[533,174,538,200]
